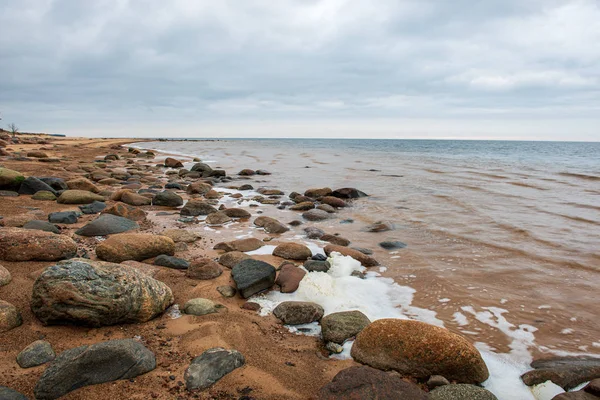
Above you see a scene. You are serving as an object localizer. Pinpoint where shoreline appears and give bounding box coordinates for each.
[0,134,597,399]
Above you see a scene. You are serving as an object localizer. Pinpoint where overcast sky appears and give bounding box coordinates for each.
[1,0,599,140]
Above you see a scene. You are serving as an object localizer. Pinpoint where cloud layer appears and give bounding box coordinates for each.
[1,0,599,139]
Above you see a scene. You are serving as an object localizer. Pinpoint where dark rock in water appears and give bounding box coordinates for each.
[351,246,374,255]
[79,200,107,214]
[18,177,57,195]
[39,177,69,192]
[0,386,28,400]
[0,190,19,197]
[223,208,251,218]
[180,199,218,216]
[317,366,428,400]
[231,259,276,298]
[302,209,331,221]
[289,220,303,226]
[320,234,350,247]
[256,169,271,175]
[239,184,254,190]
[312,253,328,261]
[31,258,174,326]
[429,384,498,400]
[365,221,394,232]
[379,241,407,250]
[164,157,183,168]
[304,226,325,239]
[340,218,354,224]
[184,347,245,390]
[238,168,255,176]
[209,169,226,178]
[304,187,332,198]
[152,191,183,207]
[34,339,156,399]
[304,260,330,272]
[273,301,324,325]
[521,356,600,390]
[165,182,184,190]
[154,255,190,270]
[17,340,55,368]
[321,310,371,344]
[331,188,368,199]
[75,214,139,236]
[275,264,306,293]
[190,162,213,173]
[0,300,22,333]
[48,211,79,224]
[23,220,60,234]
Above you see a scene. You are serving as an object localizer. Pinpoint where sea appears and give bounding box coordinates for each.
[133,138,600,399]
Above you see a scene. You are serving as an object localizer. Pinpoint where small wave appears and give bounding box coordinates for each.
[561,202,600,212]
[508,181,548,191]
[466,171,510,180]
[424,168,445,174]
[559,172,600,181]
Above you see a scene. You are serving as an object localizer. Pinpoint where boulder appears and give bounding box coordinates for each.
[183,298,224,316]
[186,182,212,195]
[17,340,55,368]
[317,366,428,400]
[34,339,156,399]
[231,259,276,298]
[275,264,306,293]
[0,300,22,333]
[18,177,57,195]
[218,251,251,268]
[187,257,223,280]
[66,177,99,193]
[0,386,28,400]
[238,168,255,176]
[324,245,379,267]
[31,259,174,326]
[223,208,252,218]
[23,220,60,234]
[180,199,218,216]
[0,228,77,261]
[96,233,175,263]
[165,182,184,190]
[332,188,368,199]
[320,234,350,246]
[273,301,324,325]
[290,201,316,211]
[75,214,139,236]
[305,226,325,239]
[190,162,213,174]
[320,196,348,208]
[379,240,407,250]
[254,216,289,234]
[302,209,331,221]
[32,190,57,201]
[164,157,184,168]
[184,348,245,391]
[351,319,489,384]
[57,190,104,204]
[304,187,332,198]
[79,200,107,214]
[38,177,68,192]
[273,243,312,260]
[154,255,190,270]
[152,191,183,207]
[214,238,264,253]
[121,191,151,206]
[0,190,19,197]
[304,260,331,272]
[48,211,79,224]
[321,310,371,344]
[205,211,232,225]
[521,356,600,390]
[429,384,498,400]
[102,202,146,221]
[0,264,11,286]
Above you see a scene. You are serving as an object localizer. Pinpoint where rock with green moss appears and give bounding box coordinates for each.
[0,168,25,190]
[32,191,57,201]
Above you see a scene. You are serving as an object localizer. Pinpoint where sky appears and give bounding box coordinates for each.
[0,0,599,140]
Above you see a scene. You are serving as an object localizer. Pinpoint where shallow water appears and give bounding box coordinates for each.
[136,138,600,393]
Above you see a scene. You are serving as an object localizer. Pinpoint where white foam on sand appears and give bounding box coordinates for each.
[246,245,277,256]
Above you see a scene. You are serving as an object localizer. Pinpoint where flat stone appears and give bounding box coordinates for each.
[184,348,245,390]
[218,251,251,268]
[223,208,251,218]
[273,243,312,260]
[154,254,190,269]
[0,227,77,262]
[214,238,264,252]
[57,190,105,204]
[75,214,139,236]
[275,264,306,293]
[79,200,107,214]
[231,259,276,298]
[379,240,407,250]
[320,234,350,246]
[96,233,175,263]
[32,191,56,201]
[304,260,331,272]
[521,356,600,390]
[17,340,55,368]
[23,220,60,234]
[0,190,19,197]
[302,209,331,221]
[0,300,22,333]
[48,211,79,224]
[183,298,224,316]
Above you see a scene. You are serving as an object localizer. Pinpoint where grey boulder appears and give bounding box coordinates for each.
[184,347,245,390]
[231,259,276,298]
[17,340,55,368]
[75,214,139,236]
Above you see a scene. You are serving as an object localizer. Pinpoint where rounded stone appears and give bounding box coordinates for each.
[17,340,56,368]
[429,384,498,400]
[183,298,224,316]
[273,243,312,260]
[273,301,324,325]
[95,233,175,263]
[187,257,223,280]
[218,251,251,268]
[0,228,77,262]
[0,264,11,286]
[321,310,371,344]
[0,300,22,333]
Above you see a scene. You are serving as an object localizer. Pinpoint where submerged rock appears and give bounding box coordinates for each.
[34,339,156,399]
[379,240,407,250]
[0,228,77,262]
[184,348,245,391]
[31,258,174,326]
[231,259,276,298]
[302,209,331,221]
[331,187,368,199]
[304,187,332,198]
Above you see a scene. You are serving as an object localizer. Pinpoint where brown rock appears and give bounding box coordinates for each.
[205,189,220,199]
[320,196,348,208]
[273,243,312,260]
[27,151,48,158]
[0,300,22,333]
[120,260,161,278]
[96,233,175,263]
[57,190,105,204]
[164,157,184,168]
[553,391,597,400]
[273,301,324,325]
[324,245,379,267]
[0,228,77,262]
[238,169,255,176]
[0,264,11,286]
[223,208,251,219]
[121,191,151,206]
[186,182,212,195]
[320,234,350,246]
[521,356,600,390]
[66,177,100,193]
[290,201,315,211]
[110,189,132,201]
[218,251,251,268]
[205,211,232,226]
[351,319,489,384]
[318,366,428,400]
[241,302,261,311]
[214,238,264,252]
[254,216,289,234]
[366,221,394,232]
[187,258,223,280]
[275,264,306,293]
[102,202,146,221]
[304,187,333,198]
[162,229,201,243]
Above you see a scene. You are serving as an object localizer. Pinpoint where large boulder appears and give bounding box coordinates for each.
[254,216,289,234]
[521,356,600,390]
[185,348,245,391]
[180,199,218,216]
[66,177,99,193]
[317,366,428,400]
[190,162,213,174]
[16,340,55,368]
[164,157,184,168]
[96,233,175,262]
[0,300,22,333]
[75,214,139,236]
[273,243,312,260]
[39,177,68,192]
[186,182,212,195]
[214,238,264,253]
[34,339,156,399]
[273,301,324,325]
[324,245,379,267]
[31,258,174,326]
[332,188,368,199]
[231,259,276,298]
[321,310,371,344]
[351,319,489,384]
[429,384,498,400]
[0,228,77,261]
[57,190,105,204]
[152,191,183,207]
[0,167,25,190]
[102,202,146,221]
